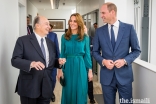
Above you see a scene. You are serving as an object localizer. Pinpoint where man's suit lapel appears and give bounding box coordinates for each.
[29,33,45,60]
[103,24,113,52]
[45,38,53,65]
[114,22,125,53]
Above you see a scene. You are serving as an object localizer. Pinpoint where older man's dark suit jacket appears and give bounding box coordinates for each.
[11,33,60,98]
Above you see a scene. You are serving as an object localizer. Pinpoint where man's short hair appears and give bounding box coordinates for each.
[65,29,68,33]
[93,23,97,25]
[33,16,40,29]
[50,24,53,29]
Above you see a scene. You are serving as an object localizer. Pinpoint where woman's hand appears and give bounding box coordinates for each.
[88,69,93,82]
[59,58,66,65]
[57,69,63,82]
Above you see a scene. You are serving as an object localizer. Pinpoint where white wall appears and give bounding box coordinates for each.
[39,9,72,49]
[0,0,26,104]
[0,1,4,103]
[149,0,156,65]
[76,0,99,15]
[132,59,156,104]
[18,0,26,5]
[27,0,38,24]
[19,1,27,36]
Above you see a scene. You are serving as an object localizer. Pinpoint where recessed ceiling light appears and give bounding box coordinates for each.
[50,0,54,9]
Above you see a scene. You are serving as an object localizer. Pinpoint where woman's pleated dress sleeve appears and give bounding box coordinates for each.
[83,35,92,69]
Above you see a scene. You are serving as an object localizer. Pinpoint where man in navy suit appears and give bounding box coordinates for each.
[11,16,65,104]
[93,2,141,104]
[47,24,60,102]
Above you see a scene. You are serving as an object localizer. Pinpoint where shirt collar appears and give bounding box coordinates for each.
[108,20,119,28]
[34,32,46,41]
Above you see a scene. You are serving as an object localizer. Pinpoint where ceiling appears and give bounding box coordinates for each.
[28,0,81,10]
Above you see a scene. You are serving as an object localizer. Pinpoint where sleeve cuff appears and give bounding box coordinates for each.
[123,59,127,65]
[102,59,105,66]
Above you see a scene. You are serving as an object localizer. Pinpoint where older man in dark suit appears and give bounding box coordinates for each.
[11,16,65,104]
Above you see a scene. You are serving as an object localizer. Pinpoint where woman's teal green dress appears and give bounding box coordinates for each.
[60,34,92,104]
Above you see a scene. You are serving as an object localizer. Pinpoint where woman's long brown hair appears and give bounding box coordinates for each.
[65,13,85,41]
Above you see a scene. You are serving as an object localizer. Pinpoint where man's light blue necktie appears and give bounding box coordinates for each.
[111,25,115,50]
[41,38,46,59]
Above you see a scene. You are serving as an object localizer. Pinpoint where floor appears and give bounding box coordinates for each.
[50,74,103,104]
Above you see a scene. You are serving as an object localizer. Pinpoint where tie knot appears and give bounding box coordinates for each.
[41,38,44,42]
[111,25,114,28]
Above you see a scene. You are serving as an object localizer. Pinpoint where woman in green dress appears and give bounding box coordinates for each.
[57,13,93,104]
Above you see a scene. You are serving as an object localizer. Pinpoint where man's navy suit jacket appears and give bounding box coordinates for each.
[11,33,60,98]
[93,21,141,85]
[47,32,60,58]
